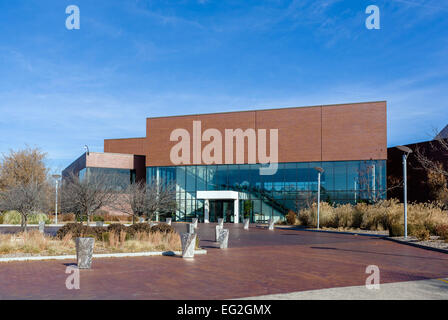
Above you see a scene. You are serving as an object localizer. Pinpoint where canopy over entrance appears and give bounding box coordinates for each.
[196,191,239,223]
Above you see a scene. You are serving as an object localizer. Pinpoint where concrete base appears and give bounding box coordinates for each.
[268,219,274,230]
[75,237,95,269]
[187,223,196,234]
[243,219,249,230]
[180,233,197,258]
[38,221,45,234]
[215,225,223,242]
[218,229,229,249]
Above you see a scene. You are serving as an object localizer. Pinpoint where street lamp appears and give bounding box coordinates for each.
[84,145,90,155]
[52,174,61,225]
[396,145,413,238]
[314,167,324,230]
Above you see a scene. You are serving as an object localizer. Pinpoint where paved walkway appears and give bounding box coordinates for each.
[240,278,448,300]
[1,223,448,299]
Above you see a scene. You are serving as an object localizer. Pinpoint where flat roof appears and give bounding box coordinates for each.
[146,100,387,120]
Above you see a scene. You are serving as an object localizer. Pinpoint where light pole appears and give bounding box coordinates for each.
[314,167,324,230]
[396,146,413,238]
[52,174,61,225]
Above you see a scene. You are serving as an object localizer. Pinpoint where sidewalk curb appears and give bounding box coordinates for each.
[0,249,207,263]
[383,237,448,255]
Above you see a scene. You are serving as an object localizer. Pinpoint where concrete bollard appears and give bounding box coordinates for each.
[268,218,274,230]
[192,218,198,228]
[180,233,196,258]
[75,237,95,269]
[217,218,224,227]
[187,223,196,234]
[243,218,249,230]
[38,221,45,234]
[215,225,223,242]
[166,218,172,226]
[149,221,157,227]
[218,229,229,249]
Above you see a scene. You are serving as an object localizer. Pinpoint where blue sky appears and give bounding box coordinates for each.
[0,0,447,173]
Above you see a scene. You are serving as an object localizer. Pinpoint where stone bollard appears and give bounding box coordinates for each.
[218,229,229,249]
[38,221,45,234]
[95,221,103,227]
[192,218,198,228]
[75,237,95,269]
[268,218,274,230]
[180,232,196,258]
[166,218,172,226]
[187,223,196,234]
[243,218,249,230]
[217,218,224,227]
[215,225,223,242]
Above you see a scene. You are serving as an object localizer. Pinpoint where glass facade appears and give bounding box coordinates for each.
[146,160,386,223]
[79,167,135,190]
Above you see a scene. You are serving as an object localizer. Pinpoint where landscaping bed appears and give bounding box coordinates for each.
[388,235,448,252]
[0,223,182,258]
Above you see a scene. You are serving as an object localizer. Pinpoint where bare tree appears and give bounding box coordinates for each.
[113,180,147,224]
[145,178,176,222]
[0,180,48,231]
[415,138,448,178]
[60,172,120,226]
[415,136,448,206]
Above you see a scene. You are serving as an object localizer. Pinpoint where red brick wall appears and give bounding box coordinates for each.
[104,101,387,167]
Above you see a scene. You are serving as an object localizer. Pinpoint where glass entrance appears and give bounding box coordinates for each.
[209,200,234,223]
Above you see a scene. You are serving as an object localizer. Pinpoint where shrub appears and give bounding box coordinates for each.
[3,210,22,224]
[61,213,75,222]
[108,223,129,235]
[388,224,404,237]
[76,215,87,222]
[93,215,105,222]
[0,214,3,224]
[435,224,448,241]
[57,223,87,239]
[150,223,175,234]
[84,226,108,240]
[101,232,110,242]
[56,223,107,240]
[411,225,431,241]
[285,211,297,225]
[28,213,51,224]
[128,223,152,235]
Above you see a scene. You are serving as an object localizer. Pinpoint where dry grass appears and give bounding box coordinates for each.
[95,231,181,253]
[0,230,181,257]
[298,199,448,232]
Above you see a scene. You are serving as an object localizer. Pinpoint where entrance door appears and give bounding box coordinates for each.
[209,200,234,223]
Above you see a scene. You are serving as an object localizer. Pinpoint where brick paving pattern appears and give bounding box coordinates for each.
[1,223,447,299]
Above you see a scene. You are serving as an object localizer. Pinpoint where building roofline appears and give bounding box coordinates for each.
[104,137,146,141]
[145,100,387,120]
